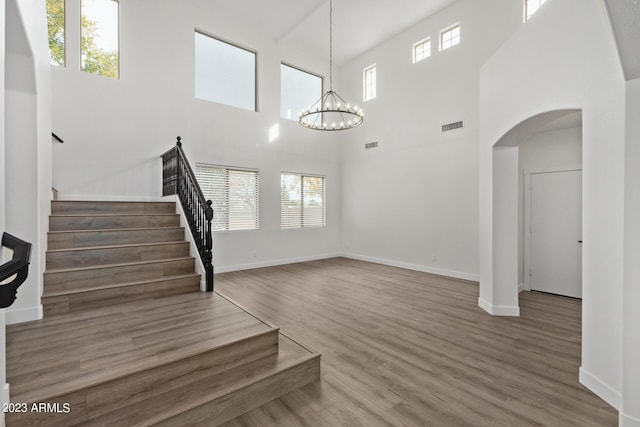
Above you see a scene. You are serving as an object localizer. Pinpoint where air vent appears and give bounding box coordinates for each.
[442,121,463,132]
[365,142,379,149]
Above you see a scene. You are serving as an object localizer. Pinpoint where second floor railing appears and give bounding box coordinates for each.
[161,137,213,291]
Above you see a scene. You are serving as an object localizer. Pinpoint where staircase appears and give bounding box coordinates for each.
[6,200,320,426]
[43,201,199,315]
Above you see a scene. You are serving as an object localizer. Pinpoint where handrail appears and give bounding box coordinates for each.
[52,132,64,143]
[161,136,214,292]
[0,232,32,308]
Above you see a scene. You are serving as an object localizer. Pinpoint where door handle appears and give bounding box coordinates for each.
[578,240,583,243]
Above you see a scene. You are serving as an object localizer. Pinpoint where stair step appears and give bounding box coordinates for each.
[44,257,196,293]
[104,335,320,427]
[51,200,176,215]
[6,293,290,426]
[49,214,180,231]
[42,273,201,316]
[46,241,190,270]
[48,227,186,250]
[7,198,321,425]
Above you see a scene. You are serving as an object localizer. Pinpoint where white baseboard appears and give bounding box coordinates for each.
[6,305,42,325]
[579,367,621,411]
[216,253,341,274]
[1,383,9,427]
[478,297,520,316]
[341,253,479,282]
[620,413,640,427]
[518,282,525,293]
[57,194,164,202]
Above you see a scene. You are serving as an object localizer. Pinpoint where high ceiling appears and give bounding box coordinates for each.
[184,0,458,65]
[603,0,640,81]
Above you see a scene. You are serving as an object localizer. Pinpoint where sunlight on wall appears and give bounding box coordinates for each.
[269,123,280,142]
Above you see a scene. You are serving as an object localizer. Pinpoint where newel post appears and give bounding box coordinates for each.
[204,199,214,292]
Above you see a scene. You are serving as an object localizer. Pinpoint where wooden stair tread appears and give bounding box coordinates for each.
[42,273,201,297]
[50,213,178,218]
[94,334,319,426]
[44,256,195,274]
[52,201,173,204]
[52,200,172,203]
[7,292,275,403]
[46,240,188,253]
[48,226,184,235]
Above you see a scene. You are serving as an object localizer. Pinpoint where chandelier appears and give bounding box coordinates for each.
[299,0,363,131]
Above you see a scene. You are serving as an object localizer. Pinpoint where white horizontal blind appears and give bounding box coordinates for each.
[281,173,325,228]
[196,164,259,231]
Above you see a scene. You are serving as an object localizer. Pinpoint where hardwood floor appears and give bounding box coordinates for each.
[216,257,617,427]
[6,201,320,426]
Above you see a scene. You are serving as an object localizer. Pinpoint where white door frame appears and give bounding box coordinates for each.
[523,166,582,292]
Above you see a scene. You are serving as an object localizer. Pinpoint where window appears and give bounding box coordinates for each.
[81,0,119,79]
[281,173,325,228]
[281,64,322,121]
[440,24,460,51]
[525,0,547,21]
[363,64,377,102]
[195,31,256,111]
[46,0,65,66]
[196,164,259,231]
[413,38,431,63]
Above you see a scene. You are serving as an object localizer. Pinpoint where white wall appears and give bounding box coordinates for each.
[622,77,640,426]
[0,0,4,241]
[4,0,51,325]
[51,0,341,271]
[0,0,6,422]
[480,0,625,413]
[338,0,522,280]
[2,0,51,421]
[518,124,583,286]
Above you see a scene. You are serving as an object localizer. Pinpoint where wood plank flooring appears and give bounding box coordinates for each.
[216,257,617,427]
[7,292,273,403]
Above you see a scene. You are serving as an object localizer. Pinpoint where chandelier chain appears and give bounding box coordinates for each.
[329,0,333,91]
[298,0,363,131]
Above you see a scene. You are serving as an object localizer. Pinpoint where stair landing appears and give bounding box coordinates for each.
[6,292,320,426]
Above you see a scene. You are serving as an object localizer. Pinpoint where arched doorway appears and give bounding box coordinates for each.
[490,109,583,312]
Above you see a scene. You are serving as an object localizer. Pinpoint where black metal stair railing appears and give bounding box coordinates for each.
[161,136,213,292]
[0,232,32,308]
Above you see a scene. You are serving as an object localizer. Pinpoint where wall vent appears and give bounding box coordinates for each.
[365,142,379,149]
[442,121,463,132]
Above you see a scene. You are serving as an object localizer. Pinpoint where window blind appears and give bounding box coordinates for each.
[196,164,259,231]
[281,173,325,228]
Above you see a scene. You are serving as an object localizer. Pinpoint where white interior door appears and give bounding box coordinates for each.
[529,170,582,298]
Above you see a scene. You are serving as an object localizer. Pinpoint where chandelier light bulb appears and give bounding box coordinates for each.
[298,0,363,131]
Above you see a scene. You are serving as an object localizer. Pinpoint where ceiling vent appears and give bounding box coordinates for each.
[442,121,463,132]
[365,142,379,149]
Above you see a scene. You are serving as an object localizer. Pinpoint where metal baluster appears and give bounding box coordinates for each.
[204,200,213,291]
[161,137,214,292]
